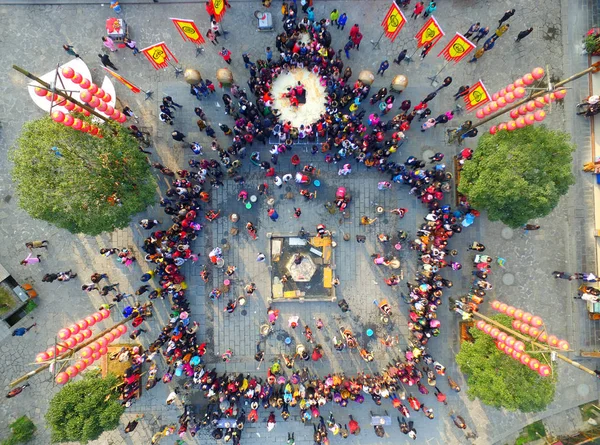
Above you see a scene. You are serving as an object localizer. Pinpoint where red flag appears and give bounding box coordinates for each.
[437,32,476,63]
[415,16,444,48]
[171,18,205,45]
[381,3,406,42]
[463,80,491,111]
[102,67,141,94]
[140,42,179,70]
[211,0,227,22]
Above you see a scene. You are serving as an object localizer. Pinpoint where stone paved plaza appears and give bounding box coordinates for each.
[0,0,599,444]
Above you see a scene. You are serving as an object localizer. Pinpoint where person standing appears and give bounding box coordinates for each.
[20,254,42,266]
[515,27,533,42]
[98,53,118,70]
[337,13,348,30]
[464,22,480,39]
[411,1,424,19]
[495,23,510,38]
[124,38,139,55]
[352,32,363,50]
[454,85,470,100]
[163,96,182,109]
[330,9,339,25]
[63,44,79,58]
[206,29,219,45]
[171,131,186,142]
[102,36,118,52]
[467,46,486,63]
[423,1,436,18]
[420,41,433,60]
[473,26,489,43]
[220,47,232,64]
[343,38,354,59]
[349,24,360,40]
[242,53,255,69]
[377,60,390,76]
[25,240,48,250]
[268,208,279,221]
[265,46,273,62]
[394,49,408,64]
[498,8,515,27]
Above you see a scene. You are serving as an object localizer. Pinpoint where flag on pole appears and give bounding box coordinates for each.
[415,16,444,48]
[463,80,491,111]
[381,3,406,42]
[211,0,226,22]
[437,32,476,63]
[171,18,205,45]
[140,42,179,70]
[102,67,141,94]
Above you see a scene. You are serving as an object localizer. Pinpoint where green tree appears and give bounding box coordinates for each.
[456,315,556,412]
[45,372,125,443]
[457,125,575,228]
[11,116,156,235]
[2,416,36,445]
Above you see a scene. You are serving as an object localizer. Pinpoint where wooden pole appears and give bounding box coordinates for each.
[449,61,600,142]
[472,312,598,377]
[10,315,133,387]
[12,65,111,123]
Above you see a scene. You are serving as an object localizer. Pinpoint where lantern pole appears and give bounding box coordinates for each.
[9,315,134,387]
[470,312,598,377]
[427,59,450,85]
[370,30,386,50]
[12,65,111,123]
[449,61,600,142]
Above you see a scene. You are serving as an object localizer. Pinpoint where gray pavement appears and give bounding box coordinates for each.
[0,1,598,445]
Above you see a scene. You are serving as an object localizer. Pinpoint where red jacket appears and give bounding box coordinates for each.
[349,25,360,39]
[414,3,424,14]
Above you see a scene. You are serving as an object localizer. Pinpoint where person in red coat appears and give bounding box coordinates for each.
[349,24,360,39]
[351,32,363,50]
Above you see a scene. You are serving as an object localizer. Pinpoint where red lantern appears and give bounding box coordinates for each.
[89,96,100,108]
[506,120,517,131]
[492,93,499,101]
[513,341,525,352]
[543,93,552,104]
[520,323,531,335]
[499,88,507,97]
[81,328,92,339]
[504,346,514,355]
[531,67,545,80]
[92,312,103,322]
[557,339,570,351]
[513,87,526,98]
[528,327,540,338]
[522,312,533,323]
[496,342,506,351]
[515,117,526,128]
[490,327,500,338]
[506,84,516,93]
[530,316,543,327]
[525,101,536,112]
[64,337,77,348]
[80,122,90,133]
[74,360,87,372]
[89,126,99,136]
[538,332,548,342]
[34,87,47,97]
[105,105,114,116]
[534,98,546,108]
[72,332,84,343]
[57,327,71,340]
[522,73,535,85]
[498,122,508,132]
[505,92,516,103]
[85,315,96,326]
[554,89,567,100]
[46,347,56,358]
[99,308,111,319]
[511,350,522,360]
[506,306,516,317]
[72,118,83,130]
[102,93,112,103]
[95,88,105,98]
[79,90,92,103]
[111,328,121,338]
[98,347,108,356]
[476,109,485,119]
[514,78,525,88]
[91,351,101,361]
[529,358,540,371]
[82,357,94,365]
[79,78,91,89]
[489,125,498,135]
[489,101,499,112]
[62,67,75,79]
[505,336,516,347]
[512,320,522,330]
[56,344,67,354]
[66,365,79,378]
[497,97,507,108]
[484,324,493,334]
[117,325,127,335]
[524,113,536,125]
[518,105,528,115]
[538,365,552,377]
[72,73,83,84]
[117,114,127,123]
[68,324,80,335]
[534,110,546,121]
[97,337,108,348]
[36,352,49,363]
[513,309,524,320]
[547,335,559,347]
[88,342,99,352]
[56,372,70,385]
[510,109,520,120]
[111,110,122,120]
[104,332,115,343]
[499,303,509,313]
[96,101,107,112]
[520,353,531,366]
[497,332,508,342]
[76,319,88,330]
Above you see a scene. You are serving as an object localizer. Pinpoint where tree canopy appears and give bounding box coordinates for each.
[456,315,556,413]
[458,125,575,228]
[45,372,125,443]
[11,116,156,235]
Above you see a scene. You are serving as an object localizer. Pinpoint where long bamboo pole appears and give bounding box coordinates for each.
[10,315,133,387]
[450,61,600,141]
[472,312,597,377]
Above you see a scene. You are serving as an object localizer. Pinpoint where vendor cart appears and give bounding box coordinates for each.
[106,18,129,48]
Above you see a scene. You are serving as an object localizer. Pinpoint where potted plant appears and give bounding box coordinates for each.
[584,28,600,55]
